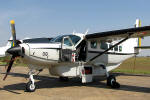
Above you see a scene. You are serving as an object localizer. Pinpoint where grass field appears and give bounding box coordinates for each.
[0,57,150,74]
[0,57,27,66]
[113,57,150,74]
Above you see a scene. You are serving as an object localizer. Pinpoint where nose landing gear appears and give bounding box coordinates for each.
[26,80,36,92]
[26,70,36,92]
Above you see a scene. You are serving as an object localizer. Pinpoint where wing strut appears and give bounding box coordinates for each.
[87,33,134,63]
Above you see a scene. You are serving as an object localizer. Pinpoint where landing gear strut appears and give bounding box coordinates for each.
[26,70,36,92]
[101,65,120,88]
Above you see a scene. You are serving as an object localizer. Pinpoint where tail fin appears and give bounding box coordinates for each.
[134,19,142,54]
[135,19,142,47]
[6,36,13,47]
[0,37,13,57]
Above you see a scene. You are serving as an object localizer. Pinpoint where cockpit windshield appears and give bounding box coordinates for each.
[50,35,81,45]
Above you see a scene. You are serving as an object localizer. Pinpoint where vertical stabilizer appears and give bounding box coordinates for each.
[134,19,142,54]
[6,36,13,47]
[135,19,142,47]
[0,37,13,57]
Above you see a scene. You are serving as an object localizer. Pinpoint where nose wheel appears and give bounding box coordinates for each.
[26,81,36,92]
[107,75,120,88]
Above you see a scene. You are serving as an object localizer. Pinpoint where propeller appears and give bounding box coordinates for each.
[3,20,23,80]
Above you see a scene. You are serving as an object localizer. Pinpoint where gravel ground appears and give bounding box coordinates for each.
[0,66,150,100]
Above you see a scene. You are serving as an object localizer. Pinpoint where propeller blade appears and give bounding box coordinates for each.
[10,20,17,47]
[3,56,15,80]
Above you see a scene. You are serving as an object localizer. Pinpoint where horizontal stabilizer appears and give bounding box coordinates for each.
[135,46,150,49]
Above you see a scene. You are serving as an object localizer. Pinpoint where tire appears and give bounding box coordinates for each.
[26,81,36,92]
[107,75,116,86]
[107,75,120,88]
[111,81,120,88]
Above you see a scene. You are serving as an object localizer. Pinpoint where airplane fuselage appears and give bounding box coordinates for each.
[19,34,138,75]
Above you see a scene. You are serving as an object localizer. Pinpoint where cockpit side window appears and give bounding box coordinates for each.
[50,35,81,45]
[69,35,81,45]
[64,38,72,46]
[50,35,63,43]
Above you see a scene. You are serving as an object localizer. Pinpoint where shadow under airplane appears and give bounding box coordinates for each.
[1,72,150,94]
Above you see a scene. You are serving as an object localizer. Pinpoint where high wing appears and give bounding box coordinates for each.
[85,26,150,41]
[85,25,150,62]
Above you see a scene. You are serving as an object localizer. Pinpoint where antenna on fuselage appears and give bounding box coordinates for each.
[72,30,76,35]
[85,29,89,35]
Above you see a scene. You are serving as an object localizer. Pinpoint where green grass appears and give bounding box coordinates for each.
[113,57,150,74]
[112,69,150,74]
[0,56,27,67]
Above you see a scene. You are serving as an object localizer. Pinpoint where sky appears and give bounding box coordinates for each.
[0,0,150,56]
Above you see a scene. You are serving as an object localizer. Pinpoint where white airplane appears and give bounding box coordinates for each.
[0,38,12,57]
[1,19,150,92]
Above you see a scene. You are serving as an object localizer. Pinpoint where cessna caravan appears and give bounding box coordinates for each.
[1,19,150,92]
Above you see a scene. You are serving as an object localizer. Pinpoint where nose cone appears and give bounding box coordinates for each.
[7,46,22,56]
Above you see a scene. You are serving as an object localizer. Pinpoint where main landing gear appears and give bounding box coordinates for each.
[26,70,36,92]
[107,75,120,88]
[102,65,120,88]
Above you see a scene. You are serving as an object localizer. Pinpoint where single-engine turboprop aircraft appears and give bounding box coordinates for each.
[1,19,150,92]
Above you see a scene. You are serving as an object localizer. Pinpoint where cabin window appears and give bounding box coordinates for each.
[101,42,108,50]
[119,46,122,52]
[91,41,97,49]
[114,46,118,51]
[64,38,72,46]
[109,44,113,50]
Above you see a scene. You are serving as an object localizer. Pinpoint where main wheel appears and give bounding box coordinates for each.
[107,75,120,88]
[26,81,36,92]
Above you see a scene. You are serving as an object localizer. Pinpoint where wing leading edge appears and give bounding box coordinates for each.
[85,26,150,41]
